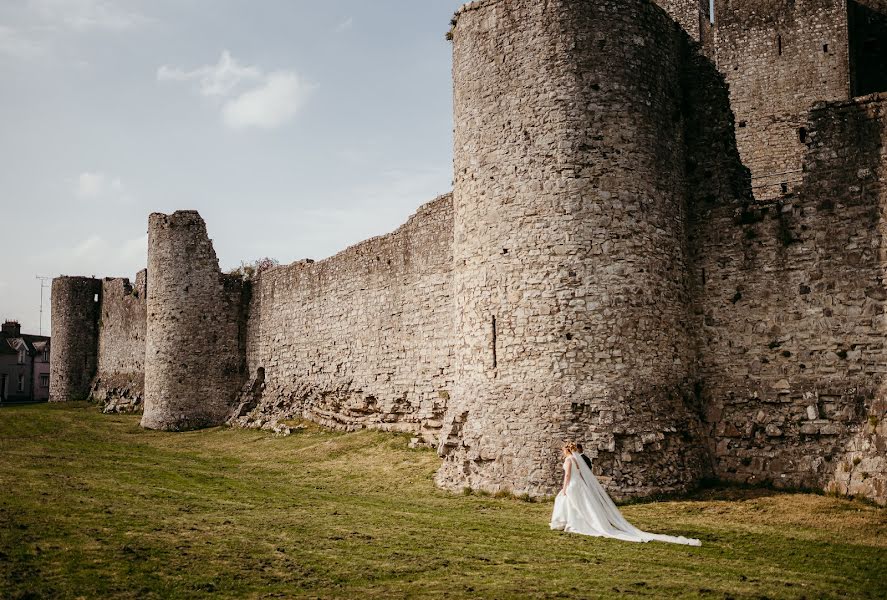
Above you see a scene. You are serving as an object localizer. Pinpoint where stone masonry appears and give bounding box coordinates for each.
[692,93,887,502]
[141,211,248,431]
[91,272,147,413]
[49,276,101,403]
[712,0,852,200]
[50,0,887,504]
[233,194,454,441]
[438,0,712,499]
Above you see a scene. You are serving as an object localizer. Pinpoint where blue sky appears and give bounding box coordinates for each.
[1,0,463,334]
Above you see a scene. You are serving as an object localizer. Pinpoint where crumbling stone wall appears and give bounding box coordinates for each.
[90,271,147,413]
[141,211,249,431]
[713,0,851,200]
[233,194,454,443]
[438,0,711,499]
[49,277,101,402]
[693,93,887,503]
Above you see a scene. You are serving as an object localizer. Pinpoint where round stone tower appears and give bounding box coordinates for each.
[141,211,247,431]
[49,276,102,402]
[438,0,709,498]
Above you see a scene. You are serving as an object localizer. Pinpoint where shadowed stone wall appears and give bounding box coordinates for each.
[653,0,711,41]
[141,211,249,431]
[233,194,454,443]
[91,272,147,413]
[713,0,852,200]
[692,93,887,502]
[438,0,711,498]
[49,277,101,402]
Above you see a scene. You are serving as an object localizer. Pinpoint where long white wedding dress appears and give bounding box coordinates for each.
[550,453,701,546]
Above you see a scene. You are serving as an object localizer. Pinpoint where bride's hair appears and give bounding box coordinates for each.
[562,442,579,455]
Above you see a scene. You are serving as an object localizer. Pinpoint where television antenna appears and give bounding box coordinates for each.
[35,276,52,336]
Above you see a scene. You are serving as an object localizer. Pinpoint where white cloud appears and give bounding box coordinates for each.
[0,25,48,59]
[77,172,106,197]
[159,51,313,131]
[334,17,353,33]
[222,72,310,130]
[29,0,150,31]
[76,171,130,201]
[157,50,261,97]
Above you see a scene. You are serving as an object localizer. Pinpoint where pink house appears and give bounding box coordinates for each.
[0,321,50,403]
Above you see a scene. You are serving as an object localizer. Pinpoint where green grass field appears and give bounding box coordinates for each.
[1,403,884,599]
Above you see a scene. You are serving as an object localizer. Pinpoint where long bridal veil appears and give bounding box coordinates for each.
[550,453,701,546]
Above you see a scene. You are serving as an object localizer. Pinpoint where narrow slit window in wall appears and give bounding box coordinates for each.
[798,127,808,143]
[777,34,783,55]
[491,316,498,369]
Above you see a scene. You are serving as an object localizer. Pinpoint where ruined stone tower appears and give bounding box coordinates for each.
[140,211,248,431]
[49,277,101,402]
[437,0,713,497]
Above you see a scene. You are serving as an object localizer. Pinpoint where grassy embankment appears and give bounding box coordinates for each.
[1,403,884,599]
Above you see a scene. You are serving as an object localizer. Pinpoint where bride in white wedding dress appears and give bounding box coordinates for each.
[550,442,701,546]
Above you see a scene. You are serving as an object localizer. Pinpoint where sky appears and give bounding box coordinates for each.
[0,0,464,335]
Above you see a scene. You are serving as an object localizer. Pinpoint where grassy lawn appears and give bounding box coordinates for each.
[1,403,884,599]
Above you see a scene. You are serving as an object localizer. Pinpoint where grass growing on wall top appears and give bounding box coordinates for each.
[1,403,885,599]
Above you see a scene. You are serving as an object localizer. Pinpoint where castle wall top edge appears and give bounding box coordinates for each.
[258,191,453,278]
[454,0,500,20]
[55,275,101,282]
[148,210,203,223]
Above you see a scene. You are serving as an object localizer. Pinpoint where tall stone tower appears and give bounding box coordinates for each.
[438,0,710,498]
[141,211,248,431]
[49,277,101,402]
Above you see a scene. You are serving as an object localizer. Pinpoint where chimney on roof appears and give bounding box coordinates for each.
[2,321,21,336]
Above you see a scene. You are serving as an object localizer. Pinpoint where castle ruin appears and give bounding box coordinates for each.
[50,0,887,505]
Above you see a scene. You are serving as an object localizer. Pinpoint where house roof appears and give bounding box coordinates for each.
[0,333,49,355]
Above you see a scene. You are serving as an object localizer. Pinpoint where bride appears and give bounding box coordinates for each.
[550,442,701,546]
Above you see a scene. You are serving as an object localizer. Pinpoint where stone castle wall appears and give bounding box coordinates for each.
[438,0,711,498]
[713,0,851,200]
[47,0,887,505]
[233,194,454,442]
[141,211,249,431]
[653,0,710,41]
[91,272,147,413]
[692,93,887,501]
[49,277,101,402]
